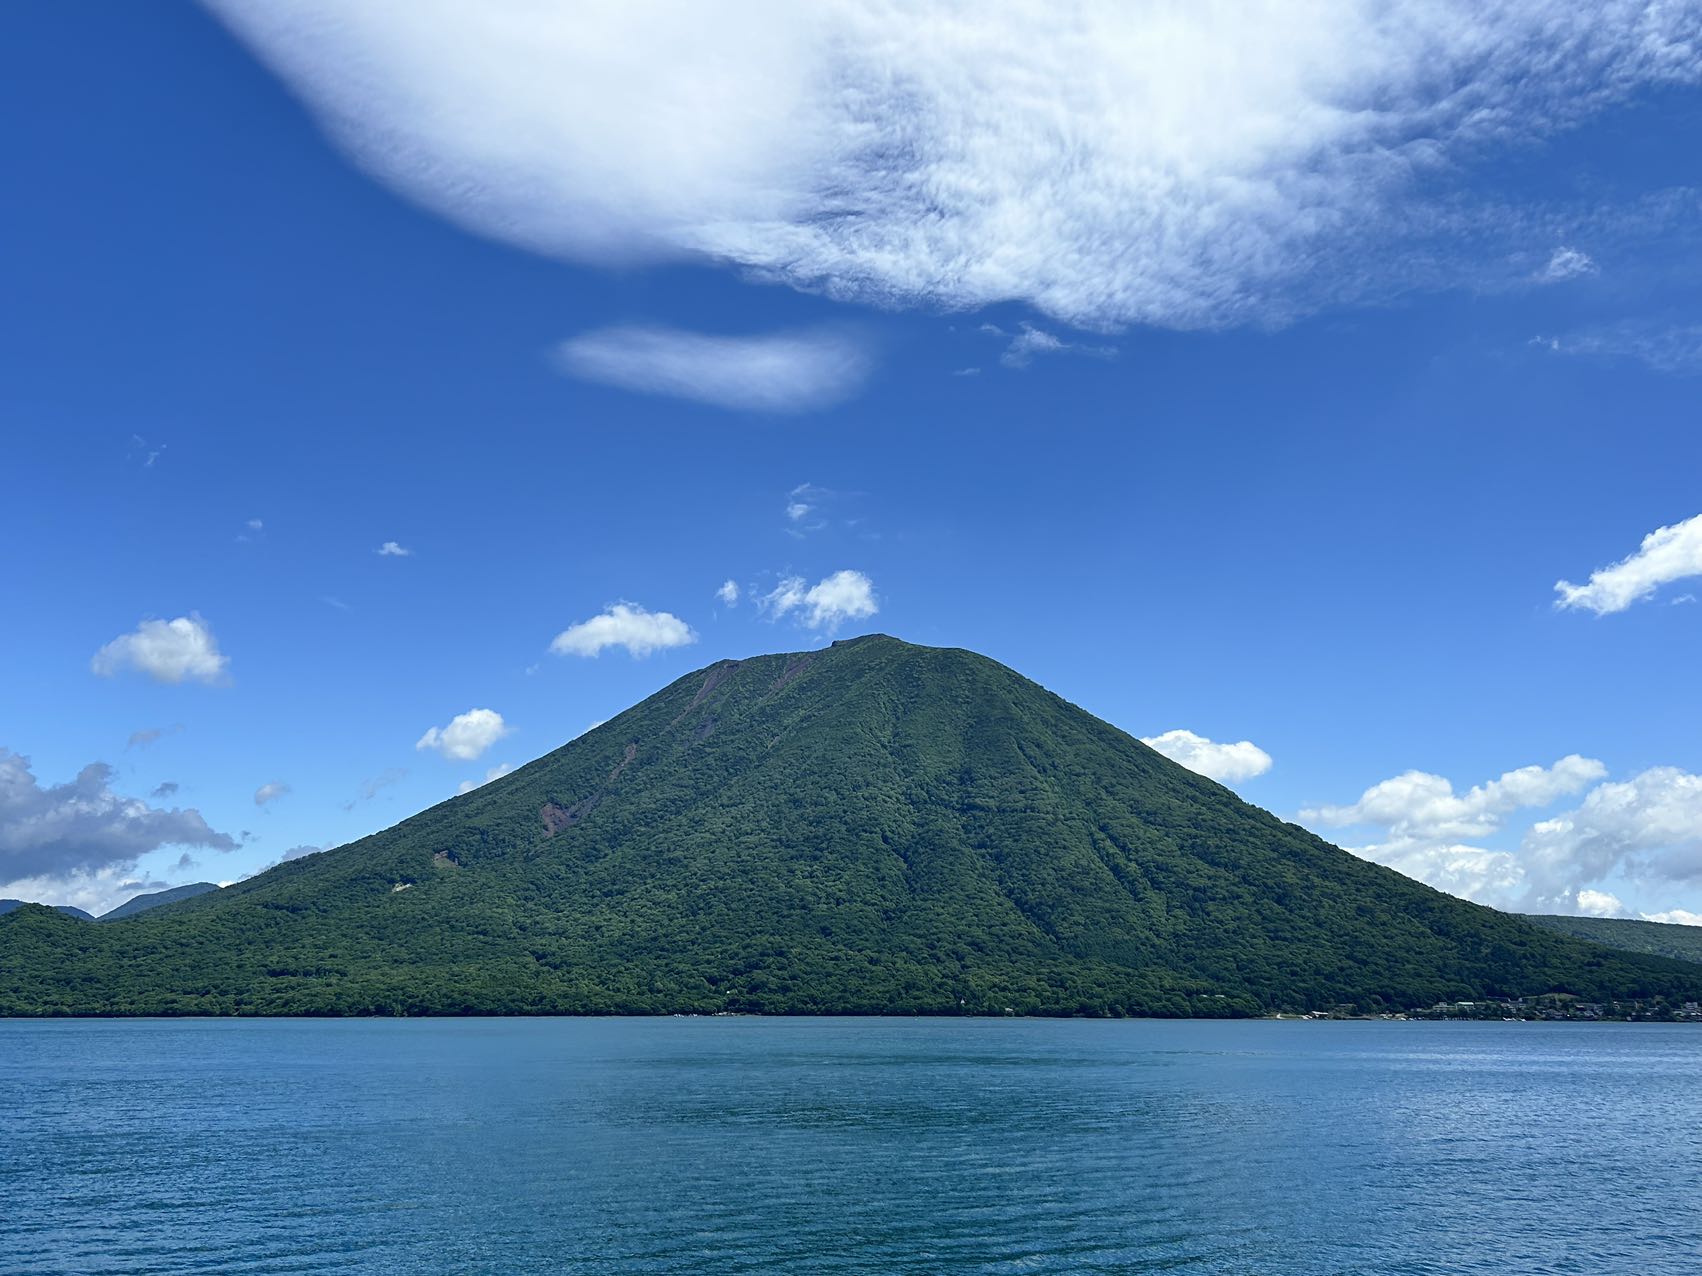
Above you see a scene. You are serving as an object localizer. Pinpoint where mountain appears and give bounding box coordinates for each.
[1523,914,1702,967]
[98,882,221,922]
[0,900,93,922]
[3,635,1698,1017]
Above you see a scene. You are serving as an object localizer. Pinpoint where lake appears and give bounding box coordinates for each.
[2,1018,1697,1274]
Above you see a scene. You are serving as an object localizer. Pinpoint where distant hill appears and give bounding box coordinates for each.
[1523,914,1702,967]
[3,636,1700,1017]
[99,882,221,922]
[0,900,93,922]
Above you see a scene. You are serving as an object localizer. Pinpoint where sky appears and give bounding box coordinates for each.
[3,1,1701,924]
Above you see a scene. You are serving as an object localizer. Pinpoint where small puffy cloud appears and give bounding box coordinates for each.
[716,579,740,606]
[1139,730,1273,784]
[1644,908,1702,926]
[254,782,290,807]
[0,749,237,885]
[555,325,870,412]
[1555,512,1702,614]
[377,540,412,557]
[762,570,878,632]
[92,615,228,685]
[247,518,264,531]
[1535,246,1596,282]
[457,762,515,795]
[416,708,510,761]
[550,603,696,657]
[150,781,179,798]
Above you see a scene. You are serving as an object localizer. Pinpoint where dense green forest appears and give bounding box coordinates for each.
[4,635,1699,1017]
[1523,914,1702,967]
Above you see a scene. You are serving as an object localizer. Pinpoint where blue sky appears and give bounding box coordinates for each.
[4,1,1701,922]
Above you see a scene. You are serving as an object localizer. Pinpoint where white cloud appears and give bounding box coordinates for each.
[247,518,264,531]
[0,866,173,920]
[555,325,870,412]
[1644,908,1702,926]
[91,615,228,685]
[377,540,412,557]
[1520,767,1702,902]
[457,762,515,795]
[762,570,878,632]
[716,579,740,606]
[1575,888,1627,916]
[1535,245,1597,282]
[416,708,510,761]
[253,782,290,807]
[786,502,812,521]
[551,603,697,657]
[1554,512,1702,614]
[1355,840,1528,907]
[1534,322,1702,374]
[997,323,1116,369]
[203,1,1702,332]
[1302,756,1702,915]
[1139,729,1273,784]
[1303,755,1607,842]
[0,749,237,886]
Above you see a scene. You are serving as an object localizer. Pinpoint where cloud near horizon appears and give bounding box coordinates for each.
[0,749,238,892]
[205,1,1702,331]
[555,326,870,412]
[1301,754,1702,917]
[1139,730,1273,784]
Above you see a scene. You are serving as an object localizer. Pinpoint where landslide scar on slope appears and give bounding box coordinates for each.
[541,743,638,836]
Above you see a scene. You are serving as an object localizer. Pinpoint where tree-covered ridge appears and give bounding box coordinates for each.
[3,634,1699,1017]
[1522,914,1702,967]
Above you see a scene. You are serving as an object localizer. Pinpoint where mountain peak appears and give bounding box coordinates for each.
[4,639,1698,1016]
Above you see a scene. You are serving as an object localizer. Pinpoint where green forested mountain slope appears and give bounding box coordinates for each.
[98,882,221,921]
[0,901,93,921]
[3,635,1697,1017]
[1523,914,1702,967]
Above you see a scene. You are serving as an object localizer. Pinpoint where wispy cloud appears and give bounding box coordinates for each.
[986,322,1117,369]
[206,2,1702,331]
[1555,512,1702,614]
[555,325,870,412]
[253,782,290,807]
[1534,245,1598,282]
[1533,321,1702,374]
[376,541,412,557]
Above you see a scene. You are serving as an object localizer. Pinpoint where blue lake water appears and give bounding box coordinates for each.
[2,1018,1697,1274]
